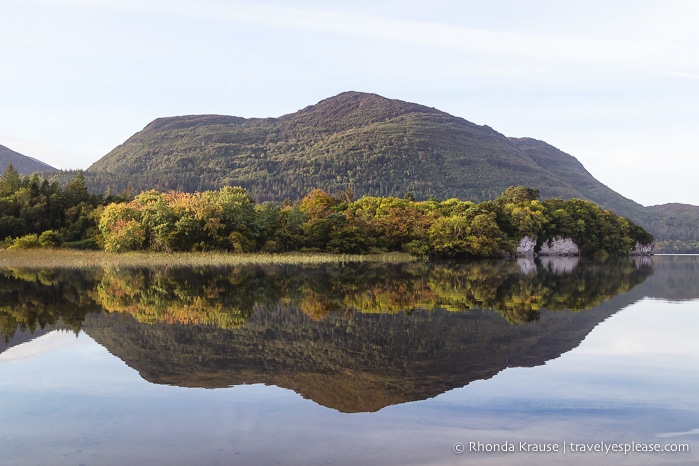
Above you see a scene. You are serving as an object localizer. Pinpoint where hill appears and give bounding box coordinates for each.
[86,91,697,246]
[88,92,643,208]
[644,203,699,252]
[0,144,57,175]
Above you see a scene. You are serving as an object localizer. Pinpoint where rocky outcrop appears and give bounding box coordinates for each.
[539,237,580,256]
[517,236,654,257]
[516,235,580,257]
[629,241,655,256]
[516,236,537,256]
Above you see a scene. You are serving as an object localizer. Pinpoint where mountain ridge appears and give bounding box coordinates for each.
[0,144,57,175]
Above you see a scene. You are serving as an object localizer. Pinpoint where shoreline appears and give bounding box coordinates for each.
[0,249,417,269]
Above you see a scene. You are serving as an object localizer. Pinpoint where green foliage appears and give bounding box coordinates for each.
[0,165,654,259]
[8,234,40,250]
[0,163,22,196]
[91,185,652,258]
[495,186,540,206]
[38,230,61,248]
[539,198,650,256]
[97,187,259,253]
[0,170,112,249]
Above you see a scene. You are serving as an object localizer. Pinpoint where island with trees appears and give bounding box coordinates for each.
[0,165,653,259]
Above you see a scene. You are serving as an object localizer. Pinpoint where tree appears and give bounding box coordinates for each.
[0,163,21,197]
[98,203,145,252]
[495,186,540,206]
[64,171,90,205]
[299,189,339,223]
[206,186,257,240]
[429,211,513,258]
[132,190,176,251]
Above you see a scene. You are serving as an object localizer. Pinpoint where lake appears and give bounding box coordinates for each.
[0,255,697,465]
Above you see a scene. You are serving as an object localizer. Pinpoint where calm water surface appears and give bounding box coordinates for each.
[0,256,697,465]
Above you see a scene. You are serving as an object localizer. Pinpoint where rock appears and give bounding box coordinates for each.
[629,241,655,256]
[539,237,580,256]
[517,236,654,258]
[517,236,537,256]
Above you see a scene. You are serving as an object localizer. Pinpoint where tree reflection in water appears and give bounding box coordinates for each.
[0,257,657,412]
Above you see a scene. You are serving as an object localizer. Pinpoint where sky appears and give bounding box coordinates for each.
[1,0,698,206]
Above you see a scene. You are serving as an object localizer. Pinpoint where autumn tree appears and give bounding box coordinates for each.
[98,203,145,252]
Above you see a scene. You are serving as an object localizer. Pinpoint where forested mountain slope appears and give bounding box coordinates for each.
[88,92,641,209]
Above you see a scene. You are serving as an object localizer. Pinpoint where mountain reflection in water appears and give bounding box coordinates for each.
[0,257,656,412]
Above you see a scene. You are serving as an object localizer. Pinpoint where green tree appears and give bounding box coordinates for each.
[38,230,62,248]
[0,163,21,197]
[495,186,540,206]
[64,171,90,205]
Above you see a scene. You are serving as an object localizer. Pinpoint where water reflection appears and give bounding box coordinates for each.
[0,257,654,412]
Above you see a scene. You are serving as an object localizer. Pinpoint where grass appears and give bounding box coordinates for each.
[0,249,417,269]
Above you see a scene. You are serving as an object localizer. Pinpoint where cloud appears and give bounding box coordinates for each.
[657,428,699,439]
[29,0,672,70]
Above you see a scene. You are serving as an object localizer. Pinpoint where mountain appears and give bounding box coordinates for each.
[88,92,642,206]
[0,144,57,174]
[87,91,698,245]
[646,203,699,240]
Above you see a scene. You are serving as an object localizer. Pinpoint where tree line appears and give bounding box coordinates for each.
[0,166,653,258]
[0,164,126,250]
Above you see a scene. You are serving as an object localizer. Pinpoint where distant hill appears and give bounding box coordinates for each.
[644,203,699,251]
[0,144,57,175]
[86,91,698,246]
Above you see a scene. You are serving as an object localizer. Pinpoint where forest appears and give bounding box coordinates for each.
[0,165,123,250]
[0,165,653,259]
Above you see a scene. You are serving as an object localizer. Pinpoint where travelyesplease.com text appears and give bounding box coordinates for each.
[453,440,690,456]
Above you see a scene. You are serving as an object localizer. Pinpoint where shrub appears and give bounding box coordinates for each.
[38,230,62,248]
[8,234,40,250]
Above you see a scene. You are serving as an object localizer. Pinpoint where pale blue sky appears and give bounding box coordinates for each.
[2,0,698,206]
